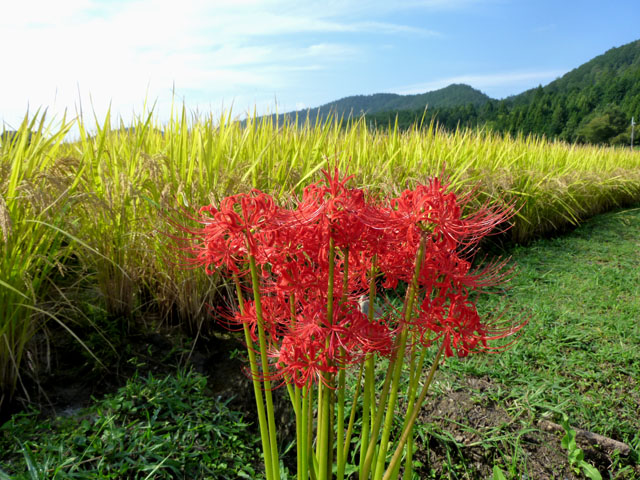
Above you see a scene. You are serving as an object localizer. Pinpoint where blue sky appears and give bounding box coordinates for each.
[1,0,638,130]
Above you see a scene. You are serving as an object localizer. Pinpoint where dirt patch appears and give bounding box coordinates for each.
[411,377,638,479]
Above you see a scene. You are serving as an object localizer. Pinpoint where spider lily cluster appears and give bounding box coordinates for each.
[184,168,525,480]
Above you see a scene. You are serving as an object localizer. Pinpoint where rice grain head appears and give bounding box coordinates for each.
[0,193,12,243]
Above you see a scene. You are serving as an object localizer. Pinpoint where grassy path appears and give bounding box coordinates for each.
[422,206,640,478]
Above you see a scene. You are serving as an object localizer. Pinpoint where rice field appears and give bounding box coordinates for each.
[1,108,639,408]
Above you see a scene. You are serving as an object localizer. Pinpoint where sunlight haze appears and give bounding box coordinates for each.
[1,0,637,130]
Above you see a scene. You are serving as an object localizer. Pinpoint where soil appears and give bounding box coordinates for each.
[410,377,622,479]
[2,326,638,480]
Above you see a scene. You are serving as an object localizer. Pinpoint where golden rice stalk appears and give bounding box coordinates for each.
[0,193,12,243]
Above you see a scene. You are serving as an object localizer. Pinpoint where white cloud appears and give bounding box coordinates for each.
[0,0,470,129]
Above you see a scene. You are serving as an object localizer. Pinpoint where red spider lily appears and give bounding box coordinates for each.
[180,167,526,480]
[275,332,337,388]
[184,167,522,387]
[272,298,395,388]
[388,179,461,245]
[189,190,284,274]
[292,167,371,252]
[232,296,292,345]
[415,293,525,357]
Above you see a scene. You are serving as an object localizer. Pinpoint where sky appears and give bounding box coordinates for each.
[1,0,638,131]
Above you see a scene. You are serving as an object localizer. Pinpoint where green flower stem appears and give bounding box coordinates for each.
[328,380,336,475]
[300,386,309,480]
[318,381,331,480]
[341,248,350,302]
[307,386,318,480]
[402,435,414,480]
[401,338,428,434]
[382,341,445,480]
[307,387,318,480]
[367,255,379,430]
[368,357,376,420]
[285,380,298,416]
[336,365,346,478]
[335,248,349,479]
[373,329,409,480]
[233,273,275,480]
[395,336,428,479]
[281,379,302,478]
[316,380,323,461]
[326,237,336,323]
[360,354,375,473]
[361,237,426,480]
[388,339,423,480]
[286,292,306,479]
[360,331,402,478]
[247,253,280,480]
[359,256,378,473]
[340,362,364,478]
[318,237,336,480]
[293,385,302,479]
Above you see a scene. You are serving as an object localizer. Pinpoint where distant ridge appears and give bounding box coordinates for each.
[364,39,640,144]
[264,39,640,144]
[275,84,491,123]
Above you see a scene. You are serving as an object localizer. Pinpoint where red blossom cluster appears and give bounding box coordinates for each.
[187,168,524,387]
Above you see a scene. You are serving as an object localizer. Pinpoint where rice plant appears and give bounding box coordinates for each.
[1,107,639,408]
[0,113,80,407]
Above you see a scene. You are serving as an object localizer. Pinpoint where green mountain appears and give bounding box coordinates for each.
[510,39,640,106]
[369,39,640,145]
[277,84,490,123]
[316,84,490,113]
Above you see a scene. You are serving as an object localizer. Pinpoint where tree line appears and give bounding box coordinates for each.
[368,81,639,146]
[368,40,640,146]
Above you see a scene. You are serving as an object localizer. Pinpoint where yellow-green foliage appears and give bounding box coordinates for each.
[1,108,639,405]
[0,114,78,405]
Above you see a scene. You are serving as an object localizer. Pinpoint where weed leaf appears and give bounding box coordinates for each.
[579,461,603,480]
[492,465,508,480]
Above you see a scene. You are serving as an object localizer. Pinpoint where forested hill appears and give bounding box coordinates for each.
[511,39,640,107]
[275,84,490,123]
[369,39,640,145]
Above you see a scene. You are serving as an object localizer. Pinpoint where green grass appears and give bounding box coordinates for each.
[0,369,260,479]
[1,207,639,478]
[417,206,640,478]
[465,206,639,438]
